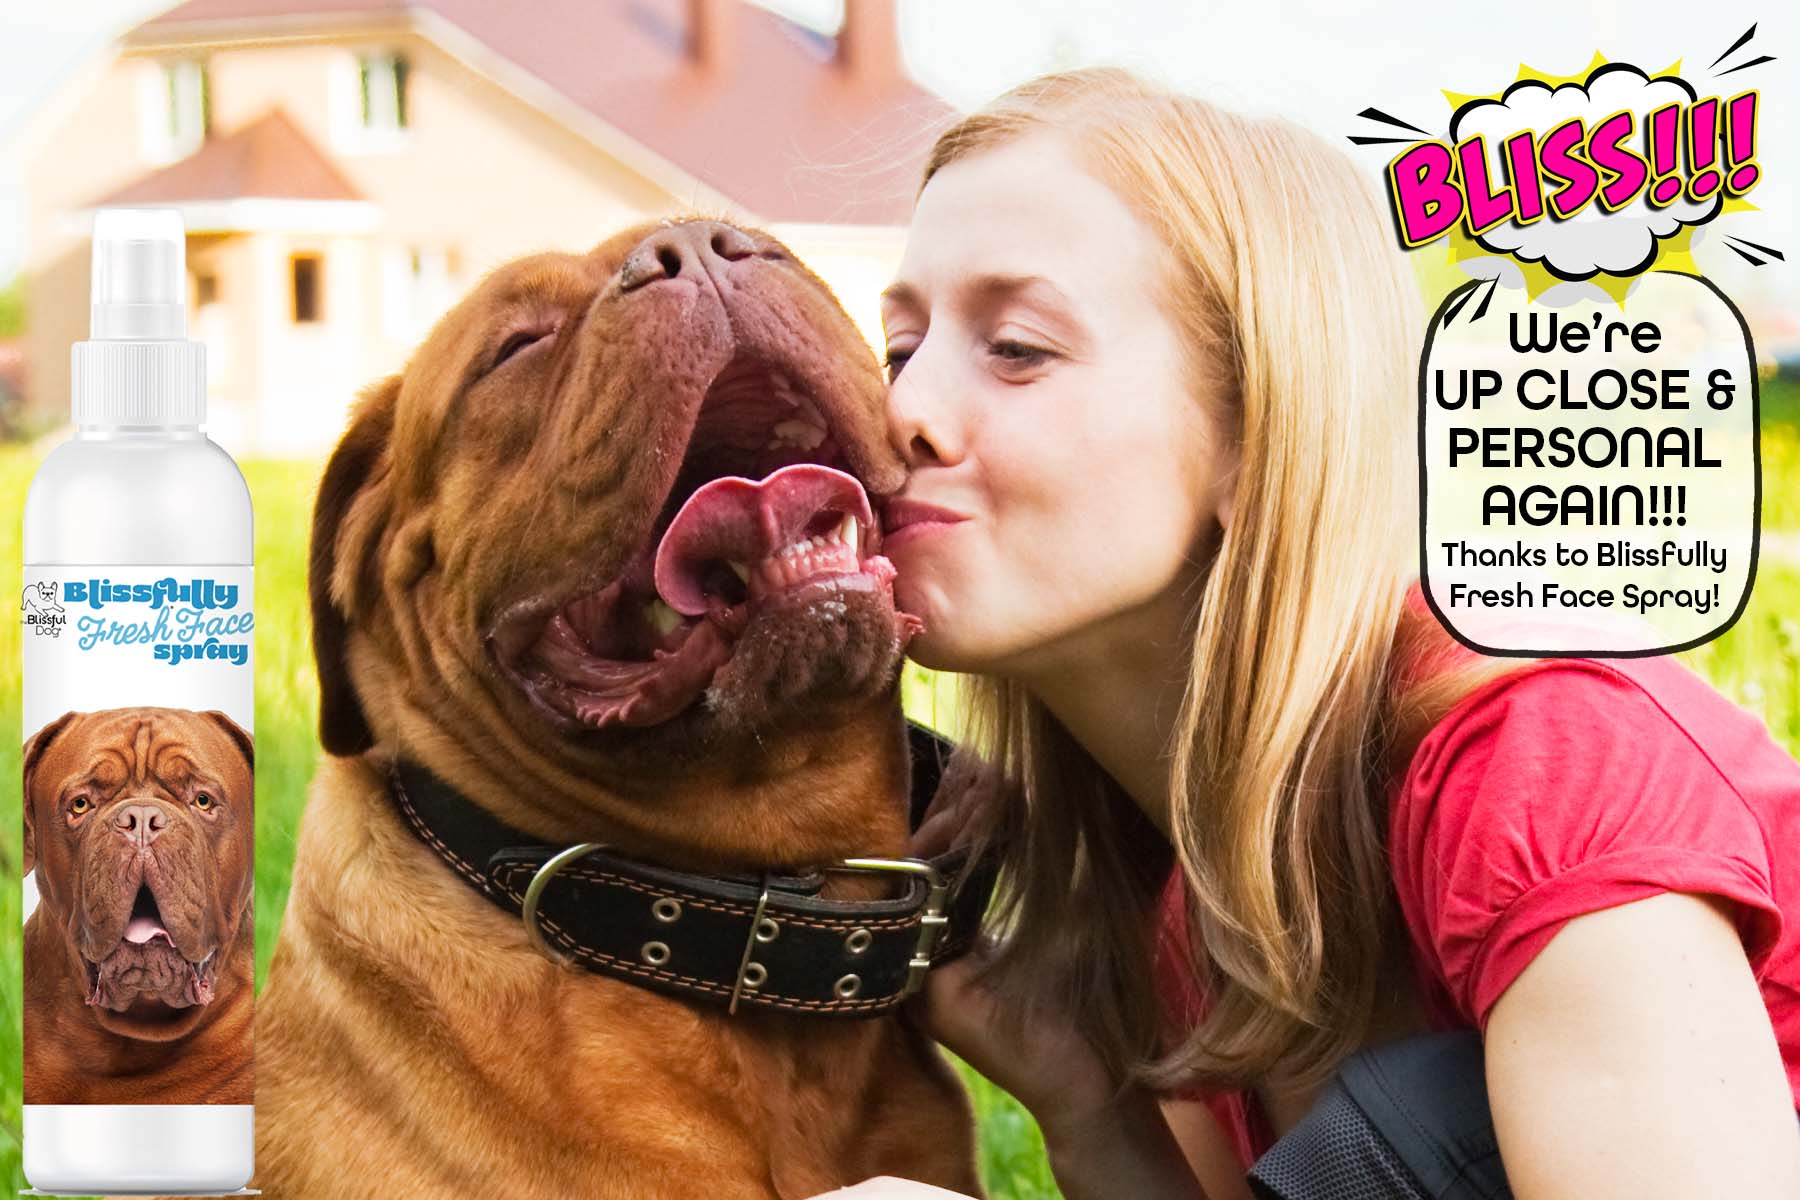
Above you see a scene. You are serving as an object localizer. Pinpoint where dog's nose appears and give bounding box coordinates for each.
[617,221,757,292]
[113,803,168,848]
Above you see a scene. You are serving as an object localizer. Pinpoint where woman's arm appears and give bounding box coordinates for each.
[812,1089,1217,1200]
[1486,890,1800,1199]
[909,954,1212,1200]
[1038,1086,1215,1200]
[1160,1098,1258,1200]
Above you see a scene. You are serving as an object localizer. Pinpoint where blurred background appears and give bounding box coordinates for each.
[1,1,1797,1195]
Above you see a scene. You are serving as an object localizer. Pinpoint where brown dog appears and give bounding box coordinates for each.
[22,706,255,1105]
[253,219,982,1198]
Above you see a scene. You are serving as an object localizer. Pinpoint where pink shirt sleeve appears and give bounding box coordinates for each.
[1392,660,1785,1031]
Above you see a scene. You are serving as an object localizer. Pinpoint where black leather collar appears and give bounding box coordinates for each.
[387,721,996,1018]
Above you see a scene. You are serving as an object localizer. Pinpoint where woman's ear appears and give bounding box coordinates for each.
[311,375,400,757]
[1216,460,1239,532]
[1208,410,1242,533]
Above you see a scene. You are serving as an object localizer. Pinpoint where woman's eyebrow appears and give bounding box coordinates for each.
[880,279,922,311]
[966,272,1075,310]
[882,273,1083,323]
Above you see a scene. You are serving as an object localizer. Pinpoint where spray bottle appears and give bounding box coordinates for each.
[21,208,255,1193]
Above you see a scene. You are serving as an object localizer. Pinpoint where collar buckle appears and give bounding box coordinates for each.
[824,857,949,998]
[520,842,607,966]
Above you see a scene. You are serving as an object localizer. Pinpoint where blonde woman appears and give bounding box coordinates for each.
[822,69,1800,1199]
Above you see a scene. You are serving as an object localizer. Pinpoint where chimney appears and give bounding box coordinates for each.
[690,0,737,72]
[838,0,901,86]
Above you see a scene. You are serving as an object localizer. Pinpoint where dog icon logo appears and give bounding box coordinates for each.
[22,581,66,638]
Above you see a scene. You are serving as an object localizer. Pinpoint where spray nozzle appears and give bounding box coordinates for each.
[89,208,188,341]
[72,207,206,426]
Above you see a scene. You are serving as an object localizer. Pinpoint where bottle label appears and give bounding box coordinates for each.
[20,566,253,1105]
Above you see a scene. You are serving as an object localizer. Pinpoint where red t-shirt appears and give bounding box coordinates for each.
[1153,623,1798,1170]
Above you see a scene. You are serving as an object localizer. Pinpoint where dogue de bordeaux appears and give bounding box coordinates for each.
[22,706,255,1105]
[253,218,986,1198]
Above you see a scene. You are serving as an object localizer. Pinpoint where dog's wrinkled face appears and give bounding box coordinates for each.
[23,708,254,1040]
[313,219,921,787]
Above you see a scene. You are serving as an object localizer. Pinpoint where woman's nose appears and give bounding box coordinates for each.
[885,364,963,470]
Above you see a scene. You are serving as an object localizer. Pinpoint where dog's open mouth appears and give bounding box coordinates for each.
[495,354,923,729]
[83,883,219,1011]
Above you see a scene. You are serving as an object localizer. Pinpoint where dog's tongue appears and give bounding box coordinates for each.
[654,463,875,615]
[125,915,171,945]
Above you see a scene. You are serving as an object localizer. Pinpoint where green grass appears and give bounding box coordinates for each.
[0,444,24,1185]
[0,275,24,339]
[2,386,1799,1197]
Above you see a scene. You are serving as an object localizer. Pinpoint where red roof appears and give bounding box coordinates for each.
[128,0,952,224]
[97,107,363,204]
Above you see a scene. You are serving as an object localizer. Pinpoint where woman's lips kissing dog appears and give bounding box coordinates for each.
[490,353,925,730]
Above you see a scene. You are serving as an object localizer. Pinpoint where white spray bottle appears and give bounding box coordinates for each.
[21,208,255,1194]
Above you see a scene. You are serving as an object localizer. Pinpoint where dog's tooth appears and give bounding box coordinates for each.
[728,561,750,582]
[772,419,826,449]
[645,598,683,636]
[838,513,859,554]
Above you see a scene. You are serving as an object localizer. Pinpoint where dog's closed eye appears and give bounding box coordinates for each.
[489,324,558,375]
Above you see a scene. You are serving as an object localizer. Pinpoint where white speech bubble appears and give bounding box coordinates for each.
[1420,272,1758,655]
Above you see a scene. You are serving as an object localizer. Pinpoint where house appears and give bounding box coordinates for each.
[14,0,950,455]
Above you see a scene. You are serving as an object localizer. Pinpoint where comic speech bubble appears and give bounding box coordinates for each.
[1420,271,1758,655]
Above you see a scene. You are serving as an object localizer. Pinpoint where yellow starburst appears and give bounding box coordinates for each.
[1439,54,1727,304]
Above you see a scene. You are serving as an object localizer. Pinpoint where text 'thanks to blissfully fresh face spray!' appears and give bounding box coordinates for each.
[21,208,255,1194]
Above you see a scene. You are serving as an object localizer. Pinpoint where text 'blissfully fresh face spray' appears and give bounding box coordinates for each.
[21,208,255,1194]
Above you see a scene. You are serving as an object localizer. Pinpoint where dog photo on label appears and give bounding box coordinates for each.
[21,706,255,1105]
[253,218,991,1198]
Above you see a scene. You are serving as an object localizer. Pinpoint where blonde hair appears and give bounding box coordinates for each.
[930,68,1519,1096]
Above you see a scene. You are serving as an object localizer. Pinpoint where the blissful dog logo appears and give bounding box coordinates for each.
[21,581,66,639]
[1351,28,1775,656]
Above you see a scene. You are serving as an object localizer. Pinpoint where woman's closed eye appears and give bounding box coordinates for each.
[987,337,1053,369]
[882,335,1057,383]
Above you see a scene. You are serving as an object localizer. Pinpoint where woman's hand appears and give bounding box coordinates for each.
[908,747,1005,861]
[908,945,1118,1139]
[903,757,1209,1198]
[906,752,1118,1132]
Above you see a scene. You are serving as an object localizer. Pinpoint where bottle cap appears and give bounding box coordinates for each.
[72,207,207,426]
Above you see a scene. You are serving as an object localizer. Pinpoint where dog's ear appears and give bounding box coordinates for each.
[199,710,254,771]
[311,374,400,757]
[22,711,79,876]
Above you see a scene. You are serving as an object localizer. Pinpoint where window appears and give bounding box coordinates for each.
[142,58,209,161]
[381,243,455,339]
[291,255,322,324]
[358,53,409,131]
[331,49,412,153]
